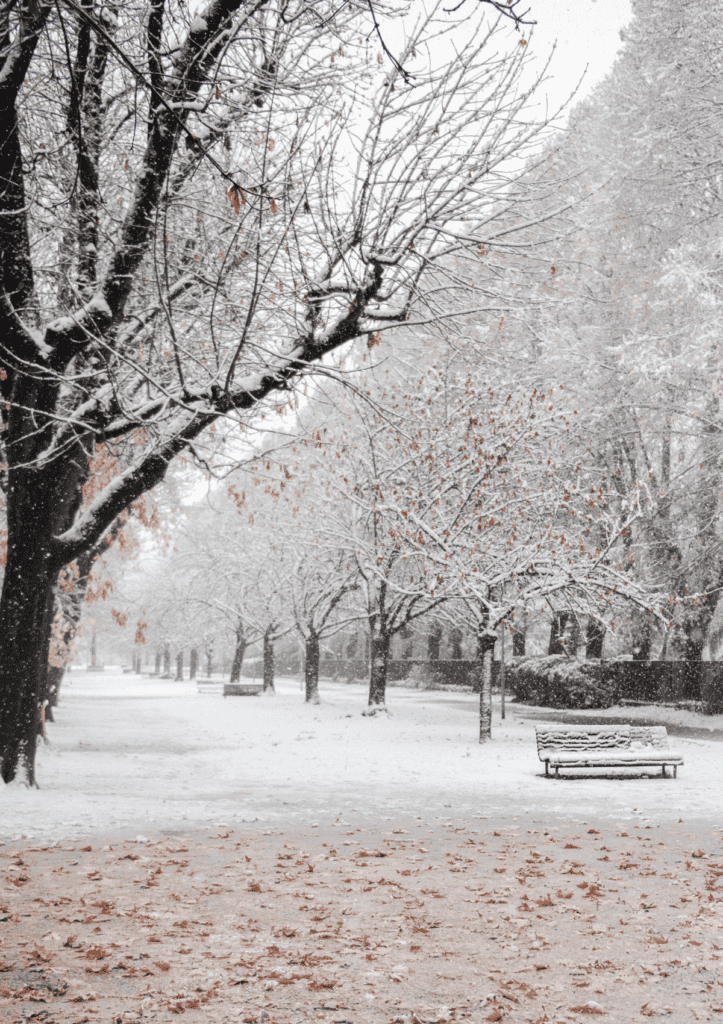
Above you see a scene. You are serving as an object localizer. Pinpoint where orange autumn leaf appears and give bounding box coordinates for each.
[227,184,245,215]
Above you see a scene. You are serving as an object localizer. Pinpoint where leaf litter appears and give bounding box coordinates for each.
[2,673,723,1021]
[1,818,723,1022]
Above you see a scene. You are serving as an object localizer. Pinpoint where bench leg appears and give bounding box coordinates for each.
[674,765,677,779]
[545,762,549,777]
[662,765,666,778]
[555,765,559,778]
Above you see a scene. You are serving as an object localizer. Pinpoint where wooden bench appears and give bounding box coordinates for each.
[196,678,224,695]
[223,683,262,697]
[535,724,684,778]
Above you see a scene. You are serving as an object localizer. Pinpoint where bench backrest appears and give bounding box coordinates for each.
[535,724,669,757]
[628,726,669,749]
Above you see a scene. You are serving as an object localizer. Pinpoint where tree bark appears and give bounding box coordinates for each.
[0,542,57,784]
[427,620,443,661]
[229,624,246,683]
[162,643,171,676]
[512,624,526,658]
[175,650,183,681]
[44,665,65,722]
[368,621,391,707]
[154,650,161,675]
[206,648,213,676]
[263,630,275,692]
[586,618,606,659]
[305,631,321,704]
[189,648,198,680]
[476,630,495,743]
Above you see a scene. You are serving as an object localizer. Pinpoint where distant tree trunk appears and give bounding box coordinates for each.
[40,545,101,716]
[175,650,184,681]
[91,629,98,668]
[189,648,198,679]
[368,620,391,707]
[548,612,574,656]
[305,630,321,704]
[681,622,705,700]
[586,618,606,660]
[229,623,246,683]
[476,628,495,743]
[631,611,653,661]
[163,643,171,676]
[512,624,526,658]
[427,620,443,661]
[154,650,161,675]
[449,627,463,660]
[206,647,213,676]
[263,629,275,692]
[44,665,65,723]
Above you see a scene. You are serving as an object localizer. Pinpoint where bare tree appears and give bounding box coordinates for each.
[0,0,568,783]
[295,337,667,727]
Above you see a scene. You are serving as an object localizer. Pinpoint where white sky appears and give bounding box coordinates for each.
[383,0,633,127]
[524,0,633,116]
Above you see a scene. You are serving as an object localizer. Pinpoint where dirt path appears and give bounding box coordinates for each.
[2,812,723,1024]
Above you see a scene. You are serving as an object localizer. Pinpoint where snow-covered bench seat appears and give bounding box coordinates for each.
[535,724,683,778]
[223,683,262,697]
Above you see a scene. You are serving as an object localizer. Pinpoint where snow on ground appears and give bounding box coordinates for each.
[1,671,719,844]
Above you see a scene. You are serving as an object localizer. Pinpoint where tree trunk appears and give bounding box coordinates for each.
[368,622,391,707]
[44,665,66,723]
[512,624,526,658]
[263,630,275,692]
[91,628,98,668]
[681,622,705,700]
[175,650,183,681]
[206,647,213,676]
[189,648,198,679]
[548,611,571,656]
[305,631,321,704]
[586,618,606,660]
[0,546,57,785]
[427,620,443,661]
[476,630,495,743]
[162,643,171,676]
[154,650,161,675]
[229,624,246,683]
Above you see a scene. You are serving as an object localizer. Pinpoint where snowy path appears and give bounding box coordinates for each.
[1,672,719,843]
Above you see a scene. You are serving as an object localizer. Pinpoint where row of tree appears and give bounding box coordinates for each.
[0,0,565,784]
[123,332,662,736]
[5,0,723,785]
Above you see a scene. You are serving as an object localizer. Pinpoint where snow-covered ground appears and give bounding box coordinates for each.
[2,671,720,843]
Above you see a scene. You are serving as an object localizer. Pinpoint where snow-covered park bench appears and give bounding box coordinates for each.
[223,683,263,697]
[196,678,224,695]
[535,724,684,778]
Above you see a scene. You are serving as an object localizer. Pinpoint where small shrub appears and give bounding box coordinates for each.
[509,655,618,710]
